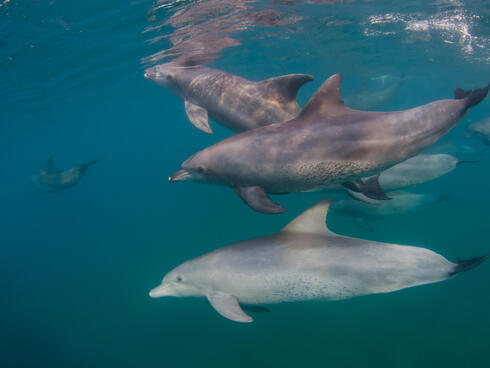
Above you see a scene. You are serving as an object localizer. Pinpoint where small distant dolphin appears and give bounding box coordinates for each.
[466,118,490,145]
[170,74,489,214]
[149,199,487,323]
[345,75,403,110]
[31,155,103,192]
[144,58,313,133]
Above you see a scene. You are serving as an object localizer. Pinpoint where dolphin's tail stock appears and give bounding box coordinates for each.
[449,254,489,277]
[454,83,490,110]
[456,159,479,166]
[79,157,104,173]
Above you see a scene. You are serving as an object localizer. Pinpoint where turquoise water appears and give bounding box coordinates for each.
[1,0,489,367]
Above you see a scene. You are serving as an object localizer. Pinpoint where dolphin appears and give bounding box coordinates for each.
[332,191,447,221]
[170,73,489,214]
[341,153,475,201]
[31,155,103,192]
[466,117,490,146]
[149,199,487,323]
[345,75,403,110]
[144,58,314,133]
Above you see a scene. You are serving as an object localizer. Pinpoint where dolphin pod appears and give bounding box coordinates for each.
[31,155,103,192]
[170,73,489,214]
[146,61,488,323]
[149,199,487,323]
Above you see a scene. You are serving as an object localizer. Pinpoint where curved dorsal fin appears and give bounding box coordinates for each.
[281,199,334,235]
[45,154,55,170]
[258,74,314,114]
[299,73,349,118]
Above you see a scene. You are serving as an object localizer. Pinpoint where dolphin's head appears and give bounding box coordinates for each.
[149,265,203,299]
[169,149,222,184]
[144,62,194,96]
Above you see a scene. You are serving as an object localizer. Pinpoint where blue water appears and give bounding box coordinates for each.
[1,0,489,367]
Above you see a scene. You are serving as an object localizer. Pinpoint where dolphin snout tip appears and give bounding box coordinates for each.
[169,169,191,182]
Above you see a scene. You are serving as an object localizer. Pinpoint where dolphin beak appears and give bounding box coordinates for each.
[144,67,156,80]
[169,169,192,182]
[149,284,171,298]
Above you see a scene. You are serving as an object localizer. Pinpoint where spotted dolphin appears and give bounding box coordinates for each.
[149,199,487,323]
[144,58,313,133]
[31,155,103,192]
[170,73,489,213]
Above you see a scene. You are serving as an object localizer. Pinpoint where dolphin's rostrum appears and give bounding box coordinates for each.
[149,199,487,323]
[170,74,489,213]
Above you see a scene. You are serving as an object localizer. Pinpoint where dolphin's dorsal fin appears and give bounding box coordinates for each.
[281,199,333,235]
[299,73,350,118]
[45,154,56,170]
[258,74,314,115]
[207,294,253,323]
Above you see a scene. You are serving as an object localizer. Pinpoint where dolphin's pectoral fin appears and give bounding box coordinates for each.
[342,175,391,201]
[234,186,286,214]
[258,74,314,114]
[207,294,253,323]
[184,99,213,134]
[281,198,333,235]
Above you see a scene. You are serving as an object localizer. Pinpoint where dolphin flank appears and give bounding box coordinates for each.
[149,199,487,323]
[170,74,489,213]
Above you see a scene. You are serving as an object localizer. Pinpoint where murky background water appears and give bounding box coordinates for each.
[1,0,489,367]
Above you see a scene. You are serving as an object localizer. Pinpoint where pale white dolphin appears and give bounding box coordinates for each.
[149,199,486,323]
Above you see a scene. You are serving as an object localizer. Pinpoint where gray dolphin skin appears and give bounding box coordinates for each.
[144,59,314,133]
[332,191,446,219]
[149,199,487,323]
[342,153,474,202]
[31,155,103,192]
[466,117,490,145]
[170,73,489,214]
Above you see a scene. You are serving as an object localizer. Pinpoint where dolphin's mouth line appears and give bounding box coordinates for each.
[169,169,193,182]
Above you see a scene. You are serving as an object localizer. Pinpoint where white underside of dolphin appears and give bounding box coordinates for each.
[149,199,487,323]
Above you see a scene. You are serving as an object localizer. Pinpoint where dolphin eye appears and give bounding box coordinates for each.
[166,75,172,80]
[196,166,204,173]
[176,276,183,282]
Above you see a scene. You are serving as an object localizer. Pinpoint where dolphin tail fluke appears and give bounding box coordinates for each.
[454,83,490,109]
[449,254,489,277]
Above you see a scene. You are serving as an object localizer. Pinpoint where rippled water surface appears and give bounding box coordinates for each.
[1,1,489,367]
